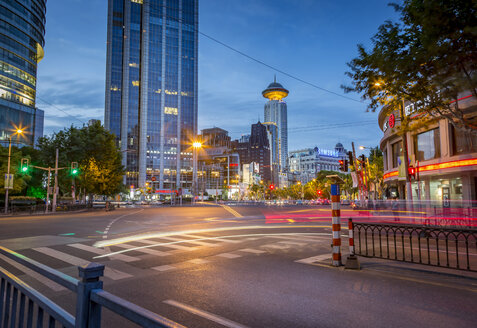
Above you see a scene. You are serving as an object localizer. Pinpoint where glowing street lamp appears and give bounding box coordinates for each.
[192,141,202,203]
[5,128,24,214]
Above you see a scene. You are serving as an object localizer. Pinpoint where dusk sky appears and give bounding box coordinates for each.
[36,0,400,156]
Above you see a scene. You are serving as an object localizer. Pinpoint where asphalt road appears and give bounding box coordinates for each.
[1,204,476,328]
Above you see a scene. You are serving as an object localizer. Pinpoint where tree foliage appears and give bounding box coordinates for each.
[343,0,477,134]
[37,121,124,198]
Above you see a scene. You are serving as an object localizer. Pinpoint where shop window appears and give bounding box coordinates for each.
[414,128,440,161]
[391,141,402,168]
[450,124,477,155]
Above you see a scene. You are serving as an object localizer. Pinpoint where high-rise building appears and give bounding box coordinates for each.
[0,0,46,146]
[263,77,288,171]
[105,0,198,190]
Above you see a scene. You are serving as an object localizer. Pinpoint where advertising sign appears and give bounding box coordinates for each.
[4,174,13,189]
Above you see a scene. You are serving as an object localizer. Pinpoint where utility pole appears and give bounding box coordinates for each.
[46,167,51,213]
[52,148,59,212]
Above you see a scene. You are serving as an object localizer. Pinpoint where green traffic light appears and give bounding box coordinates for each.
[72,169,78,174]
[22,166,28,172]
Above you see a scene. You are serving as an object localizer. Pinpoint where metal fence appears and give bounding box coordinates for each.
[0,246,185,327]
[353,221,477,271]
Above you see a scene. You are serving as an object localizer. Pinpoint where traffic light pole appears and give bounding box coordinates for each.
[4,137,12,214]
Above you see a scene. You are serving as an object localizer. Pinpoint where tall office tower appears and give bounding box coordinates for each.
[263,77,288,172]
[263,122,279,185]
[105,0,198,190]
[0,0,46,146]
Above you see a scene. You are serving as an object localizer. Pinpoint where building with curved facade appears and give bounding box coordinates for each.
[379,92,477,204]
[0,0,46,146]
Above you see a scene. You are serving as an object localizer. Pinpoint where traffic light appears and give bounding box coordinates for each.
[408,166,416,180]
[339,160,345,171]
[20,158,29,173]
[71,162,79,176]
[317,189,322,196]
[269,184,275,190]
[348,151,353,164]
[360,154,366,168]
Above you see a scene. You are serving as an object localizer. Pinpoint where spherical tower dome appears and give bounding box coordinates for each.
[262,76,289,101]
[335,142,344,149]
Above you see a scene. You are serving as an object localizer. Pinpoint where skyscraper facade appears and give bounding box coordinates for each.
[105,0,198,191]
[0,0,46,146]
[263,78,288,172]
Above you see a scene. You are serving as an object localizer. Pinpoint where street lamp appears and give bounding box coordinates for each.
[4,129,24,214]
[192,141,202,203]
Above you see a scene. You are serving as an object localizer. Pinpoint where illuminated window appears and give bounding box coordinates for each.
[131,0,143,3]
[164,107,178,115]
[132,80,140,86]
[129,62,139,68]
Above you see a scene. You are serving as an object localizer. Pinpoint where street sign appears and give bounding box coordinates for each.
[4,174,13,189]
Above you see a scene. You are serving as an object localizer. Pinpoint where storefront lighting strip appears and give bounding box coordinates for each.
[384,157,477,180]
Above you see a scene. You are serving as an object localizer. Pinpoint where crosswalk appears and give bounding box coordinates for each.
[0,232,334,294]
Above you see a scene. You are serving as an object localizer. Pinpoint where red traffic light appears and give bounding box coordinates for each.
[269,184,275,190]
[338,160,343,165]
[317,190,322,195]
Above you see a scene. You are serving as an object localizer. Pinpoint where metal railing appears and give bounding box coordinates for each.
[353,221,477,271]
[0,246,185,327]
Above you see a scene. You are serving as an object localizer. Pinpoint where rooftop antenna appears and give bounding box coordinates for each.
[274,74,276,83]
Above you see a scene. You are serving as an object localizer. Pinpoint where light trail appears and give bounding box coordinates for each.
[92,232,331,259]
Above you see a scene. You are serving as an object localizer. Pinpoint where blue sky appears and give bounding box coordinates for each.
[36,0,400,155]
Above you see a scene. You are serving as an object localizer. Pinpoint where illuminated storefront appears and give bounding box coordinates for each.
[379,93,477,205]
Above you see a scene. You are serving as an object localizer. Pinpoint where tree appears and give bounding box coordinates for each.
[343,0,477,134]
[37,121,124,199]
[367,147,384,199]
[0,146,31,198]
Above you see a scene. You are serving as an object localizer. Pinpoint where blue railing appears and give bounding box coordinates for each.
[0,246,185,327]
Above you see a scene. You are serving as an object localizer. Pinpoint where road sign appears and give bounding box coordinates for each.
[4,174,13,189]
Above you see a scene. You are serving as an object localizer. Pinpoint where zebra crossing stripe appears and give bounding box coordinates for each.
[32,247,132,280]
[238,248,266,254]
[152,265,176,272]
[135,239,198,251]
[67,243,139,262]
[112,243,171,257]
[159,236,219,247]
[0,254,66,292]
[216,253,241,259]
[183,234,241,244]
[295,254,331,264]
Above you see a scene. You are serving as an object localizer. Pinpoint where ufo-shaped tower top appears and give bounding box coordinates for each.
[262,76,289,100]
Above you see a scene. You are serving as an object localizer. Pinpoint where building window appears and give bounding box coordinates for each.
[383,149,387,171]
[391,141,402,168]
[414,128,440,161]
[450,124,477,155]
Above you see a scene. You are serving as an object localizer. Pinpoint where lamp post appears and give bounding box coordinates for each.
[192,141,202,203]
[4,129,24,214]
[297,181,304,201]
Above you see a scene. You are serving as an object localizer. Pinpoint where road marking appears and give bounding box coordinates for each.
[216,253,241,259]
[135,239,198,251]
[277,241,308,246]
[32,247,132,280]
[152,265,176,272]
[158,236,219,247]
[219,204,243,218]
[188,258,210,264]
[238,248,266,254]
[267,235,327,242]
[183,234,241,244]
[102,209,144,240]
[261,243,291,250]
[0,254,66,292]
[68,243,139,262]
[295,254,331,264]
[164,300,249,328]
[112,243,171,257]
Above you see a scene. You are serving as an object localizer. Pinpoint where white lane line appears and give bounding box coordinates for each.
[267,235,327,242]
[102,208,144,240]
[32,247,131,280]
[135,239,198,251]
[0,254,66,292]
[238,248,266,254]
[152,265,176,272]
[183,234,241,244]
[216,253,241,259]
[188,259,210,264]
[261,243,291,250]
[277,241,308,246]
[295,254,331,264]
[68,243,139,262]
[160,236,219,247]
[164,300,249,328]
[113,243,171,257]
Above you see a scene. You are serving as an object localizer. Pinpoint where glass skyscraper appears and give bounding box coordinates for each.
[0,0,46,146]
[263,78,288,172]
[105,0,198,191]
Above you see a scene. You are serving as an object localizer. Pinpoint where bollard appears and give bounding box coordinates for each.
[330,184,341,266]
[345,218,360,269]
[76,262,105,328]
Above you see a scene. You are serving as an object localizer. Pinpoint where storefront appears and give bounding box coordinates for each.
[379,93,477,207]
